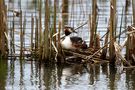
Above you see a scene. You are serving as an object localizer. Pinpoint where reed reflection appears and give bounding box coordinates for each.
[0,59,8,90]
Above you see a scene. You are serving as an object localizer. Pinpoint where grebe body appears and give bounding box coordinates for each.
[61,26,87,50]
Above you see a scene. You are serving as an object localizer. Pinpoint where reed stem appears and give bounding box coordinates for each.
[89,0,97,48]
[53,0,57,46]
[0,0,8,57]
[39,0,42,59]
[35,17,39,54]
[132,0,135,25]
[109,0,116,62]
[43,0,50,60]
[31,15,34,55]
[62,0,68,28]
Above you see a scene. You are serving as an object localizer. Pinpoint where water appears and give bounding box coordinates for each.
[1,0,135,90]
[0,59,135,90]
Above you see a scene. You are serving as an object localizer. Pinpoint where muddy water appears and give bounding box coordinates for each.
[0,59,135,90]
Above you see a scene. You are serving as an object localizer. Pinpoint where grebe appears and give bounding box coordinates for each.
[61,26,87,50]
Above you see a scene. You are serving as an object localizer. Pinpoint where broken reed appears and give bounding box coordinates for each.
[109,0,116,62]
[12,13,15,55]
[0,0,8,58]
[53,0,57,46]
[10,16,15,58]
[132,0,135,25]
[127,0,135,63]
[20,10,23,59]
[19,11,27,59]
[31,15,34,55]
[35,17,39,54]
[125,0,130,29]
[39,0,42,59]
[62,0,69,28]
[126,26,135,63]
[89,0,97,48]
[42,0,50,60]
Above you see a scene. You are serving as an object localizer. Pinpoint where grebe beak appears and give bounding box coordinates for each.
[72,30,77,33]
[70,28,77,33]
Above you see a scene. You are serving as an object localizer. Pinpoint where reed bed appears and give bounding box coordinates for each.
[0,0,134,68]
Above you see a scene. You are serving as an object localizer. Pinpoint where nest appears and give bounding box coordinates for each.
[63,48,108,64]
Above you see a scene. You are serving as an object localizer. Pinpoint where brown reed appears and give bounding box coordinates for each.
[89,0,97,48]
[132,0,135,25]
[62,0,69,28]
[125,0,130,28]
[12,14,15,54]
[39,0,42,59]
[53,0,57,46]
[35,17,39,54]
[22,15,26,56]
[126,26,135,64]
[20,10,23,58]
[109,0,116,62]
[31,15,34,55]
[0,0,8,58]
[43,0,50,60]
[100,28,109,59]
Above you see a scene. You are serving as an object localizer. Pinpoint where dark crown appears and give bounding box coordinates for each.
[64,26,77,36]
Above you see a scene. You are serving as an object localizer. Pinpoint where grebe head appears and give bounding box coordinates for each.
[64,26,77,36]
[61,26,88,50]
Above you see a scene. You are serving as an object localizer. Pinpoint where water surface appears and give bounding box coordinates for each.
[0,59,135,90]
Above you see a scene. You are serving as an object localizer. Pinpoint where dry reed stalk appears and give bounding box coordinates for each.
[22,15,26,57]
[126,26,132,61]
[39,0,42,59]
[10,25,14,57]
[118,6,124,44]
[57,18,65,62]
[89,0,97,48]
[109,0,116,62]
[132,0,135,25]
[58,19,61,50]
[53,0,57,46]
[126,26,135,63]
[62,0,68,28]
[12,14,15,54]
[4,5,8,56]
[20,10,23,58]
[35,17,39,54]
[125,0,130,28]
[100,27,109,59]
[114,42,131,66]
[85,28,128,63]
[126,33,130,61]
[43,0,50,60]
[0,0,8,57]
[95,34,100,50]
[31,15,34,54]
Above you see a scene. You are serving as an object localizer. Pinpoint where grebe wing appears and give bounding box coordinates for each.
[70,36,87,49]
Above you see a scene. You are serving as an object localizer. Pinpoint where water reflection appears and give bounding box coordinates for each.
[0,59,8,90]
[0,60,135,90]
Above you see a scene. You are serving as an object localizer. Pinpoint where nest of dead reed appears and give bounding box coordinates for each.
[60,25,135,69]
[62,47,106,64]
